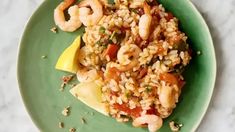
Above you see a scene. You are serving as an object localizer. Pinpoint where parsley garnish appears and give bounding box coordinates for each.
[145,86,152,92]
[99,26,106,34]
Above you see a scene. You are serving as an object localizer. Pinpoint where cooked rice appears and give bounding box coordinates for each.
[78,0,191,129]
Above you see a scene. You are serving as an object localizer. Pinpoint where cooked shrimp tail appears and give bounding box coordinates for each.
[133,115,163,132]
[117,44,141,71]
[54,0,82,32]
[78,0,103,26]
[139,2,152,40]
[77,67,100,82]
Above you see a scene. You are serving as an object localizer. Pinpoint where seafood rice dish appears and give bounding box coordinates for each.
[54,0,192,131]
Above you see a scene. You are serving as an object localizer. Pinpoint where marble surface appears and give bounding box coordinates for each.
[0,0,234,131]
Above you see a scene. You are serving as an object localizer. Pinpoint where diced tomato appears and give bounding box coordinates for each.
[67,0,75,5]
[130,107,142,117]
[165,12,174,21]
[149,16,159,36]
[138,67,148,79]
[97,70,105,79]
[110,91,118,96]
[135,35,142,45]
[103,44,119,60]
[173,35,182,43]
[178,79,186,88]
[160,73,178,85]
[168,33,182,46]
[137,8,144,16]
[188,48,193,56]
[152,8,161,21]
[146,107,157,115]
[120,27,131,34]
[105,67,121,82]
[139,40,149,50]
[135,34,149,49]
[156,44,165,55]
[157,45,165,54]
[147,0,159,6]
[113,103,142,117]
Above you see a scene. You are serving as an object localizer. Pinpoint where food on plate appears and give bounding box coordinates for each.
[54,0,82,32]
[77,0,104,26]
[169,121,183,132]
[55,0,191,131]
[133,114,163,132]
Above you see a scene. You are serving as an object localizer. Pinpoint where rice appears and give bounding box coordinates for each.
[77,0,192,131]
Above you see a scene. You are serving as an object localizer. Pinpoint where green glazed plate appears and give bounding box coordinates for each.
[17,0,216,131]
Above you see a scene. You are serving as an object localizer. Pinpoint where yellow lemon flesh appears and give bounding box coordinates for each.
[70,81,108,116]
[55,36,81,73]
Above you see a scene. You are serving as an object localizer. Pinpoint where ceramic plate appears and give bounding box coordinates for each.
[17,0,216,131]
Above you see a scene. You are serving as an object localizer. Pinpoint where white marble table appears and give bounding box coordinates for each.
[0,0,234,131]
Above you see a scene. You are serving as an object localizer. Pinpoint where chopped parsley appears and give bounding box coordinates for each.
[130,8,138,14]
[110,31,116,40]
[145,86,152,92]
[125,92,131,98]
[96,39,108,48]
[99,26,106,34]
[172,41,188,51]
[96,40,102,45]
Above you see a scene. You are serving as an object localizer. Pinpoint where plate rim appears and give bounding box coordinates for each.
[17,1,50,131]
[186,1,217,131]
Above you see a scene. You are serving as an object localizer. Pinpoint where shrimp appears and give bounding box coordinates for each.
[54,0,82,32]
[78,7,91,26]
[117,44,141,71]
[159,85,176,108]
[77,67,100,82]
[139,2,152,40]
[133,115,163,132]
[78,0,103,26]
[78,46,90,67]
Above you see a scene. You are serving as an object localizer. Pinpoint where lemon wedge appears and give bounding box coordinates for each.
[70,81,108,116]
[55,36,81,73]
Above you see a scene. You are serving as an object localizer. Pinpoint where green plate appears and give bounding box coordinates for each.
[17,0,216,131]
